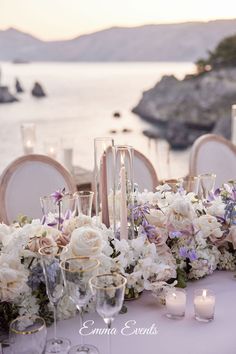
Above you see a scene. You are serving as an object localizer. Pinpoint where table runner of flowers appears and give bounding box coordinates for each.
[1,181,236,332]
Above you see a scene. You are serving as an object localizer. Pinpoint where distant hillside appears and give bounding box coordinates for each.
[0,19,236,62]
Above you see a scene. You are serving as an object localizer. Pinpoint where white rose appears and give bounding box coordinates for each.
[70,226,103,256]
[145,209,166,228]
[0,254,29,302]
[63,215,92,234]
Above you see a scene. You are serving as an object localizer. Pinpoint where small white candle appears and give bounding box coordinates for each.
[24,140,34,154]
[48,146,57,159]
[194,289,215,321]
[166,289,186,318]
[120,153,128,240]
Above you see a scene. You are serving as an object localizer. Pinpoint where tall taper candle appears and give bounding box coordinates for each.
[120,154,128,240]
[101,150,110,227]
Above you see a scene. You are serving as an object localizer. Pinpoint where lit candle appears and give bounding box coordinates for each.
[101,145,110,228]
[24,139,34,154]
[166,289,186,319]
[48,146,57,159]
[120,152,128,240]
[194,289,215,322]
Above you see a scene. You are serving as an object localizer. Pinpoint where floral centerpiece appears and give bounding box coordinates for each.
[1,182,236,332]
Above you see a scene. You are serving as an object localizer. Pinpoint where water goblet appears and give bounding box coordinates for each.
[77,191,94,217]
[39,245,71,353]
[9,315,47,354]
[89,273,127,354]
[60,257,100,354]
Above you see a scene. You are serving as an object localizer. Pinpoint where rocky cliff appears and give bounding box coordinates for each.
[133,68,236,148]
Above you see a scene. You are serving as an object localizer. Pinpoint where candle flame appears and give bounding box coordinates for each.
[49,147,55,154]
[172,292,177,299]
[26,140,32,147]
[202,289,207,298]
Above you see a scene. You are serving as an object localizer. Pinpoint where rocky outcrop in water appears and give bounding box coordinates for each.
[31,82,46,98]
[133,68,236,149]
[15,78,24,93]
[0,86,18,103]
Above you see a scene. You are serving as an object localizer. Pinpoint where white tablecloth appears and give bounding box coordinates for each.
[48,271,236,354]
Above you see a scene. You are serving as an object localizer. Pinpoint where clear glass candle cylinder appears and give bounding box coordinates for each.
[179,176,200,194]
[194,289,215,322]
[165,288,186,319]
[21,123,36,155]
[199,173,216,200]
[77,191,94,217]
[114,145,134,240]
[231,104,236,144]
[44,140,59,160]
[94,137,114,228]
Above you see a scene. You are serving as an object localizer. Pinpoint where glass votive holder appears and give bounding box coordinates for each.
[21,123,36,155]
[77,191,94,217]
[194,289,215,322]
[165,288,186,319]
[44,140,59,160]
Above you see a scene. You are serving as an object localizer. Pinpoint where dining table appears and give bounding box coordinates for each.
[45,271,236,354]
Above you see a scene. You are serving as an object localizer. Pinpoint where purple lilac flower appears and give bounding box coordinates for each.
[179,246,188,258]
[169,231,182,239]
[188,249,198,262]
[131,203,150,222]
[27,263,45,291]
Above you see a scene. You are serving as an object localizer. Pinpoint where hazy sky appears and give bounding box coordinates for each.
[1,0,235,40]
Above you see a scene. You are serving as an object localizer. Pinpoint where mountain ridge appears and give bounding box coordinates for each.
[0,19,236,61]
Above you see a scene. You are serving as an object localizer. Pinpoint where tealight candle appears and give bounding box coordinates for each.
[24,139,34,154]
[166,289,186,319]
[194,289,215,322]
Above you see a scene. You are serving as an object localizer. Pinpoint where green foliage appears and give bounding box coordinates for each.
[176,268,187,288]
[0,302,19,333]
[196,34,236,73]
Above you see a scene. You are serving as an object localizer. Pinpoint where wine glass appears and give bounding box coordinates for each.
[89,273,127,354]
[9,315,47,354]
[60,257,100,354]
[39,246,71,353]
[199,173,216,200]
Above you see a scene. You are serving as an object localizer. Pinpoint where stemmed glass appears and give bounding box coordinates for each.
[89,273,127,354]
[60,257,100,354]
[9,315,47,354]
[39,246,71,353]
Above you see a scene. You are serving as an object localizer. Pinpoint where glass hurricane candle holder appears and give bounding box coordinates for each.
[179,176,200,194]
[199,173,216,200]
[165,288,186,319]
[114,145,134,240]
[21,123,36,155]
[231,104,236,144]
[94,137,114,228]
[194,289,215,322]
[77,191,94,217]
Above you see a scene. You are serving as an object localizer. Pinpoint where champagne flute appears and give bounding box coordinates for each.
[89,273,127,354]
[9,315,47,354]
[39,246,71,353]
[60,257,100,354]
